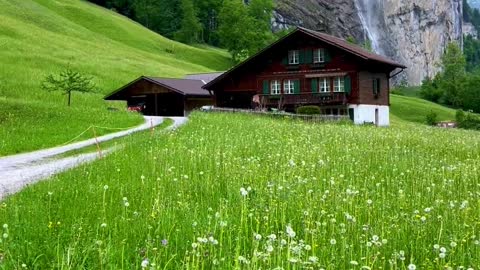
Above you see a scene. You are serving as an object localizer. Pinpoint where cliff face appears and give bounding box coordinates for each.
[274,0,464,85]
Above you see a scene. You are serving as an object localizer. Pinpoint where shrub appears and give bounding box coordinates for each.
[425,111,438,126]
[296,106,321,115]
[390,89,405,96]
[419,78,443,103]
[456,110,480,130]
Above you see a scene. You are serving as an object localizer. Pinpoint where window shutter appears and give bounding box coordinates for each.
[282,56,288,65]
[325,50,331,62]
[263,80,269,94]
[299,50,305,64]
[311,78,318,93]
[344,75,351,94]
[377,79,381,95]
[372,79,377,95]
[294,80,300,94]
[305,49,313,64]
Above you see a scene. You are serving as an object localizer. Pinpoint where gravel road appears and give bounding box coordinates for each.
[0,116,187,200]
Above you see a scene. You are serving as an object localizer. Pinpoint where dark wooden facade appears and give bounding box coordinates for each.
[204,28,405,114]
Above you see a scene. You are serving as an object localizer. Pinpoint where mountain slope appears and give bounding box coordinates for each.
[0,0,232,156]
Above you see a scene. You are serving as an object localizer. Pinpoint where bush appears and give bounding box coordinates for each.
[425,111,438,126]
[296,106,321,115]
[419,78,443,103]
[390,89,405,96]
[456,110,480,130]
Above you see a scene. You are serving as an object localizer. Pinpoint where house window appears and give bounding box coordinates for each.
[319,78,330,93]
[313,48,325,63]
[271,80,281,95]
[288,50,299,65]
[284,80,295,94]
[334,77,345,92]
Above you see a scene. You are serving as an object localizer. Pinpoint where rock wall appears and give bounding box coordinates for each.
[274,0,464,85]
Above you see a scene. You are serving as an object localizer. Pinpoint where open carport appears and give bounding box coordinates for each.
[104,76,214,116]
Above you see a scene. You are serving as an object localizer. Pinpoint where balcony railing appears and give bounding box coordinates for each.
[260,92,347,107]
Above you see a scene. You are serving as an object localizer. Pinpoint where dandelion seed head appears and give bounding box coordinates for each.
[286,225,296,238]
[240,187,248,197]
[141,259,149,268]
[408,264,416,270]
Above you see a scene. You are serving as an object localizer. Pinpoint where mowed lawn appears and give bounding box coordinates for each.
[1,113,479,269]
[0,0,231,156]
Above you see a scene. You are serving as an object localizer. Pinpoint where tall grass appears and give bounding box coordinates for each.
[1,113,479,269]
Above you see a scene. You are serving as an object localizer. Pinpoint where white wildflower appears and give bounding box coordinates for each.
[240,187,248,197]
[408,264,416,270]
[286,225,296,238]
[141,259,149,268]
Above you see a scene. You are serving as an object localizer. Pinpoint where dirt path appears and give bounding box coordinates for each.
[0,116,187,200]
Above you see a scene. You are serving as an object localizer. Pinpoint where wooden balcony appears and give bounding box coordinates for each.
[260,92,347,107]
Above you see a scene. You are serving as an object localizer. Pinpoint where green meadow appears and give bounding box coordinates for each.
[1,113,479,269]
[390,95,457,124]
[0,0,231,156]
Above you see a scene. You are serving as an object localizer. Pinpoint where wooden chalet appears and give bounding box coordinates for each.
[203,27,406,126]
[104,75,219,116]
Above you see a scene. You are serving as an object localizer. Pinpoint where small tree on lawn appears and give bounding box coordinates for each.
[42,68,97,106]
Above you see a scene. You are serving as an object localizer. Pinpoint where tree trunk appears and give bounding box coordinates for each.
[68,91,71,106]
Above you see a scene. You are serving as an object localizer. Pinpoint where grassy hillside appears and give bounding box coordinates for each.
[0,0,231,156]
[2,113,479,268]
[390,94,457,124]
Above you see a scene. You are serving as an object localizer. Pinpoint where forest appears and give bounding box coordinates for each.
[86,0,279,62]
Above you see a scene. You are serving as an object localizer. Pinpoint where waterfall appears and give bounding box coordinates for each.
[353,0,386,55]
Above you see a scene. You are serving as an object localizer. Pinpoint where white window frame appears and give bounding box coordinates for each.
[313,48,325,63]
[319,78,330,93]
[270,80,281,95]
[334,77,345,92]
[284,80,295,94]
[288,50,299,65]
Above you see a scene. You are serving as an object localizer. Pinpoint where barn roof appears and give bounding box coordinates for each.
[184,72,224,84]
[104,76,211,100]
[203,27,406,90]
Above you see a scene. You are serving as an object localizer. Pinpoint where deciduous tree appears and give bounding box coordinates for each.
[42,68,97,107]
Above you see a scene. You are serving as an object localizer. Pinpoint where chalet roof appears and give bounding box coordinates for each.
[204,27,406,90]
[104,76,211,100]
[184,72,224,84]
[298,27,406,68]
